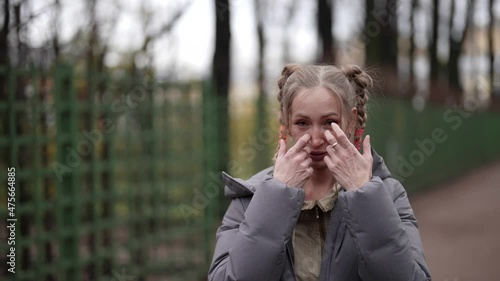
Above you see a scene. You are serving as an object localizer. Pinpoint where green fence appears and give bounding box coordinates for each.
[1,63,500,281]
[226,96,500,194]
[0,64,219,281]
[365,97,500,193]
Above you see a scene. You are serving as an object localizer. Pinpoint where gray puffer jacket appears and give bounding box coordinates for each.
[208,150,432,281]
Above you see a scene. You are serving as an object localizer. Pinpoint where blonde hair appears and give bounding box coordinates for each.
[277,64,372,146]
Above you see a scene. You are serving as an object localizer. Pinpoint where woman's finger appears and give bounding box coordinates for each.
[362,135,372,160]
[306,167,314,176]
[277,139,287,159]
[325,144,338,158]
[303,146,312,154]
[324,130,337,145]
[303,157,312,167]
[323,155,335,173]
[299,149,311,160]
[330,123,355,151]
[288,134,311,154]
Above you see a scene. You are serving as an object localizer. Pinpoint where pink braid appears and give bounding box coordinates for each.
[279,125,288,142]
[354,128,364,150]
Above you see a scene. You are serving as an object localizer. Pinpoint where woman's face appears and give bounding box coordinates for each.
[288,86,353,169]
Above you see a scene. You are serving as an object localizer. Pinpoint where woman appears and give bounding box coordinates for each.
[208,64,432,281]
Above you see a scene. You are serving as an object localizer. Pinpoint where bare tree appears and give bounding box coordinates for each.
[430,0,439,81]
[135,1,190,68]
[489,0,497,97]
[409,0,417,96]
[210,0,231,218]
[429,0,451,103]
[254,0,269,172]
[0,0,10,100]
[449,0,474,96]
[282,0,298,63]
[9,0,34,273]
[365,0,397,66]
[0,1,10,175]
[317,0,334,62]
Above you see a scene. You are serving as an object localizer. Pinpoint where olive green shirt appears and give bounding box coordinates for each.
[292,183,340,281]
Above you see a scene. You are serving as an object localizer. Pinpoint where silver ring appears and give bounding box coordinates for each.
[332,142,338,149]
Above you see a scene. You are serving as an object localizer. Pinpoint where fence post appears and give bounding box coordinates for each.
[202,79,218,268]
[54,63,79,281]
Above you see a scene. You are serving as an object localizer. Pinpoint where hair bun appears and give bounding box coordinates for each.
[278,64,301,91]
[341,64,373,90]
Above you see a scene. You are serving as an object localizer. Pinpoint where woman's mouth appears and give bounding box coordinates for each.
[309,151,327,161]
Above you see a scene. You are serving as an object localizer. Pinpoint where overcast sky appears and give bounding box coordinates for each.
[26,0,498,86]
[27,0,374,83]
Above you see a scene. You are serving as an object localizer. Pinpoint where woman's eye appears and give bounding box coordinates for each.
[326,120,338,126]
[296,121,308,127]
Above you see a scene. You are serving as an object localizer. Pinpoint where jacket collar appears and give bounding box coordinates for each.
[222,148,391,198]
[221,166,274,198]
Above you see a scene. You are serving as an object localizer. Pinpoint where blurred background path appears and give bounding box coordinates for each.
[410,160,500,281]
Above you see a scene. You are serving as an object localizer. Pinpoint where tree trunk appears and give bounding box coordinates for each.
[42,3,59,281]
[365,0,377,64]
[0,0,9,178]
[409,0,417,96]
[85,1,98,279]
[429,0,451,103]
[282,0,297,63]
[0,0,9,98]
[317,0,334,62]
[365,0,397,66]
[489,0,497,97]
[12,1,33,272]
[448,0,459,90]
[211,0,231,214]
[53,0,60,59]
[449,0,473,97]
[41,75,56,281]
[380,0,398,65]
[430,0,439,81]
[254,0,269,173]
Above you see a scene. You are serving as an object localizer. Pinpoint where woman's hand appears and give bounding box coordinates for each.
[273,134,313,189]
[324,123,373,191]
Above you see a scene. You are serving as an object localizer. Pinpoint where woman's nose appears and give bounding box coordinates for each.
[310,127,325,147]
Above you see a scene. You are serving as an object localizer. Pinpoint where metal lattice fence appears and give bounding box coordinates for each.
[2,63,500,281]
[0,64,218,281]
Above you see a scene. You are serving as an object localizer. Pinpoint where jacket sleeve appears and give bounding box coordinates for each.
[208,177,305,281]
[338,176,432,281]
